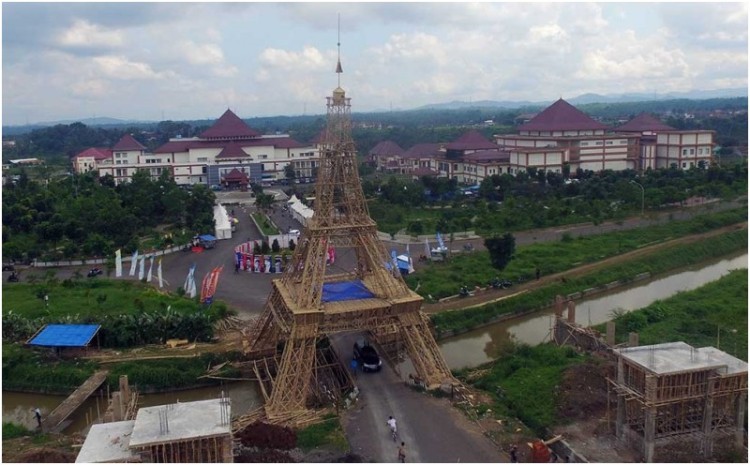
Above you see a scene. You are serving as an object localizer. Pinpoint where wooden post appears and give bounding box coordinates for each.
[606,321,616,346]
[566,301,576,323]
[628,332,639,347]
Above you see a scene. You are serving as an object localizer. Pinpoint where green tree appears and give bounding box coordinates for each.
[484,233,515,271]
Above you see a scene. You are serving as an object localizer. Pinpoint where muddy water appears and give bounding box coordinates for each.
[439,251,748,370]
[3,381,262,434]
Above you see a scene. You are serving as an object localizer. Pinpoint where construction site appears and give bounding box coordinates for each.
[552,298,748,463]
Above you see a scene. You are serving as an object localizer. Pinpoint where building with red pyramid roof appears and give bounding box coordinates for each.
[73,109,319,186]
[371,98,713,184]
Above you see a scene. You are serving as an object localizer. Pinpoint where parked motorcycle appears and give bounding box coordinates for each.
[87,268,103,278]
[7,271,19,282]
[489,277,512,289]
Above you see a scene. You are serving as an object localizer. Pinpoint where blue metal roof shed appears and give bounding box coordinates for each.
[27,324,101,347]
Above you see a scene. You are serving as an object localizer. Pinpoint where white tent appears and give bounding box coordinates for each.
[213,204,232,240]
[289,197,314,227]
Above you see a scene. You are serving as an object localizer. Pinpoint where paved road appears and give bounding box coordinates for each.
[332,332,503,463]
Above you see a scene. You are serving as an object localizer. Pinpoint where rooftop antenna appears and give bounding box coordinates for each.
[336,13,343,86]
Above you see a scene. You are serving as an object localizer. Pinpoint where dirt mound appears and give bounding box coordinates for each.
[10,447,76,463]
[236,448,298,462]
[236,421,297,449]
[556,359,614,421]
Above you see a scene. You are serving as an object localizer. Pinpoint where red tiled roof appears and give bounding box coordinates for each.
[616,113,674,132]
[517,99,608,132]
[402,143,442,159]
[154,137,308,154]
[370,140,404,156]
[223,168,249,182]
[73,147,111,160]
[463,150,509,163]
[216,141,250,159]
[445,130,497,151]
[413,167,439,176]
[112,134,145,151]
[199,109,261,139]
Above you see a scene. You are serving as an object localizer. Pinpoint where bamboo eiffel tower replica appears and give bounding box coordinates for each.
[243,38,453,425]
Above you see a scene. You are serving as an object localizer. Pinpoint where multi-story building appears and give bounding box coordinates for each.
[371,99,715,185]
[615,113,715,170]
[72,109,319,187]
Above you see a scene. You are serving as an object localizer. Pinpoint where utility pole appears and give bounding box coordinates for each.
[630,180,644,216]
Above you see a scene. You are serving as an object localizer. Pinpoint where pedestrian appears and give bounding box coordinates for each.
[34,407,42,428]
[397,441,406,463]
[535,267,540,280]
[234,262,240,274]
[510,444,518,463]
[387,416,397,441]
[350,358,358,378]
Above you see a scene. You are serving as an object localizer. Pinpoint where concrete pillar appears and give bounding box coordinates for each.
[111,391,123,421]
[644,375,657,462]
[554,295,564,317]
[119,375,130,405]
[702,379,715,458]
[567,301,576,323]
[606,321,616,346]
[644,407,656,462]
[735,392,746,449]
[616,356,626,439]
[628,332,639,347]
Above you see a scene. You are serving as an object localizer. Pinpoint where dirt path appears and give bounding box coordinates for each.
[423,221,747,314]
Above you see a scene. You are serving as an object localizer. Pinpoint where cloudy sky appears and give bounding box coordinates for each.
[2,2,747,126]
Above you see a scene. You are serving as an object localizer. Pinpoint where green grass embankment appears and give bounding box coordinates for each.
[2,343,241,394]
[460,343,586,437]
[407,208,746,301]
[431,229,747,335]
[251,212,280,236]
[599,269,748,360]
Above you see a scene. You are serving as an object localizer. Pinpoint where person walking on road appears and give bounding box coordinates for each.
[350,358,358,378]
[34,407,42,429]
[397,441,406,463]
[510,444,518,463]
[387,416,398,441]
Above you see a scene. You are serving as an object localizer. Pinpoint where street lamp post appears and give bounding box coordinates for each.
[630,180,644,216]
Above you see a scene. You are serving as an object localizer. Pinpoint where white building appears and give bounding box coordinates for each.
[72,109,319,186]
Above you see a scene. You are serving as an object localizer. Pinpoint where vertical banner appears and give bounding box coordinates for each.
[138,256,145,280]
[115,249,122,278]
[264,255,271,273]
[275,256,282,273]
[129,250,139,276]
[146,255,154,282]
[157,259,163,288]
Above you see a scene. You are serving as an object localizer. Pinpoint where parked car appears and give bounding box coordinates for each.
[2,264,15,272]
[87,267,103,278]
[353,337,382,372]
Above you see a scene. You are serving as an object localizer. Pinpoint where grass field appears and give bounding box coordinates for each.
[251,212,280,236]
[407,207,747,300]
[431,229,747,334]
[601,269,748,360]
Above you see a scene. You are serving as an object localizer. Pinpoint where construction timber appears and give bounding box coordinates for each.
[610,342,747,462]
[242,40,454,426]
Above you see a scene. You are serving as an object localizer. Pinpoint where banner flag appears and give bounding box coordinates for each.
[129,250,139,276]
[146,255,154,282]
[115,249,122,278]
[138,256,145,280]
[187,264,197,298]
[424,238,431,258]
[327,245,335,265]
[157,259,163,288]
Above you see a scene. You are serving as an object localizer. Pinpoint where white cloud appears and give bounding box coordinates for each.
[58,19,124,49]
[92,55,172,80]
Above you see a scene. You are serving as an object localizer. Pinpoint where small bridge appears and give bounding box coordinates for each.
[42,369,109,433]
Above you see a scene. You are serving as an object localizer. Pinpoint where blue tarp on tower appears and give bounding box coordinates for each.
[321,280,375,302]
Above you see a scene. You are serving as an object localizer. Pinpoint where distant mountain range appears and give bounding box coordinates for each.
[3,88,747,132]
[414,88,748,111]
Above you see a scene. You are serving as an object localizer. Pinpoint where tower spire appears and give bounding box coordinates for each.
[335,13,343,85]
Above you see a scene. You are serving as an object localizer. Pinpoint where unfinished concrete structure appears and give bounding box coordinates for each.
[77,397,233,463]
[611,342,747,462]
[242,33,453,425]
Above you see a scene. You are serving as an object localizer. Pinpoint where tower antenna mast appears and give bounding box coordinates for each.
[336,13,342,87]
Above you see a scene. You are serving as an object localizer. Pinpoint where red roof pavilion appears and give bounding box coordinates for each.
[517,99,608,132]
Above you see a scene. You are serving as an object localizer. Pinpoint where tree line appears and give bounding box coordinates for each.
[2,170,216,262]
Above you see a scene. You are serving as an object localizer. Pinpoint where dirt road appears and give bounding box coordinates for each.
[331,332,503,463]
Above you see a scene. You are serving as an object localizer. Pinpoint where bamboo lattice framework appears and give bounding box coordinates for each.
[243,53,454,425]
